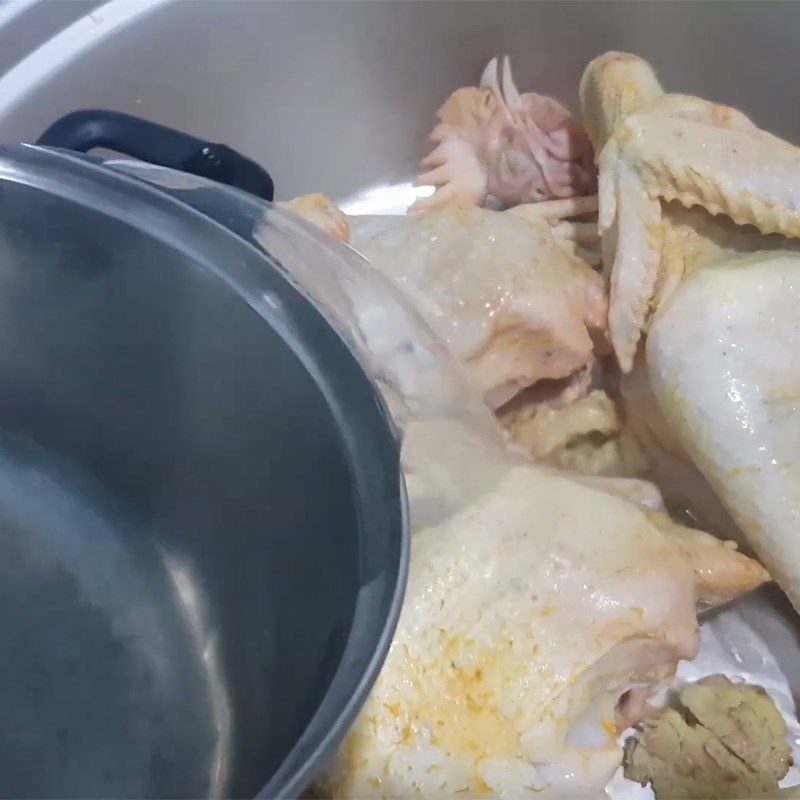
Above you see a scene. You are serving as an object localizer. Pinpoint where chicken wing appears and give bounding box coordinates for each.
[581,51,800,371]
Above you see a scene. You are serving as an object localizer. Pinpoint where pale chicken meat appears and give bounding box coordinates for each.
[583,52,800,613]
[315,463,767,799]
[580,51,800,372]
[619,350,745,542]
[411,56,596,213]
[503,389,622,465]
[500,388,648,477]
[349,207,607,408]
[648,253,800,610]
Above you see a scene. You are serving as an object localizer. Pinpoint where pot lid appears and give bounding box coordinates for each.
[0,142,409,799]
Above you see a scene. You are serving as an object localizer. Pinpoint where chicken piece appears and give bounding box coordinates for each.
[647,252,800,611]
[580,51,800,371]
[411,56,596,213]
[315,464,768,799]
[500,388,648,476]
[275,193,349,241]
[619,351,748,542]
[508,195,603,266]
[582,51,800,613]
[349,207,607,408]
[646,511,769,610]
[623,675,792,799]
[579,52,664,162]
[262,194,605,412]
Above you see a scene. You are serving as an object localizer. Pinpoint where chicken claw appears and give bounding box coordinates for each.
[412,56,596,212]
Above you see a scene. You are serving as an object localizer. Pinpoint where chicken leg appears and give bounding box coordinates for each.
[584,51,800,612]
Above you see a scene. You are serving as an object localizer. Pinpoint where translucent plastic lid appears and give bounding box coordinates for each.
[102,154,513,529]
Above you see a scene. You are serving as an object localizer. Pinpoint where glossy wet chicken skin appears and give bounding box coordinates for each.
[648,253,800,610]
[584,51,800,615]
[349,207,607,408]
[316,463,766,799]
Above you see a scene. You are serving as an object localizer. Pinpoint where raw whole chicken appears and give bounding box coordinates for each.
[582,52,800,611]
[315,460,767,799]
[410,56,596,213]
[266,120,786,800]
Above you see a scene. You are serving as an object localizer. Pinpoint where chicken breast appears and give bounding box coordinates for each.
[349,208,607,408]
[316,463,767,799]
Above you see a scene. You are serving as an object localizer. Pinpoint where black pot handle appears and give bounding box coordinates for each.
[37,110,274,201]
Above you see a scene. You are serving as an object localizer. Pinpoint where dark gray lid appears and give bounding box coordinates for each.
[0,145,408,799]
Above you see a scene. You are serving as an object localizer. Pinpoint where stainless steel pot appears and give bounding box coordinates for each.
[1,2,800,797]
[0,1,797,201]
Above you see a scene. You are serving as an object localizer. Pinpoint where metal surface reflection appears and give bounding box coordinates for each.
[161,551,233,798]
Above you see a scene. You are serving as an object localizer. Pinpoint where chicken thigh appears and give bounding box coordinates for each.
[583,52,800,610]
[648,252,800,608]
